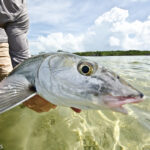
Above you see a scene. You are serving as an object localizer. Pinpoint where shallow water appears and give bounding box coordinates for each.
[0,56,150,150]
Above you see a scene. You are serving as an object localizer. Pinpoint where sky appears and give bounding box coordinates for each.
[27,0,150,54]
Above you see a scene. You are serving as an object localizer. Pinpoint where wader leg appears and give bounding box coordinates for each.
[0,43,13,81]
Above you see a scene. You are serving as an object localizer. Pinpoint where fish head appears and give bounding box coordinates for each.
[38,53,144,114]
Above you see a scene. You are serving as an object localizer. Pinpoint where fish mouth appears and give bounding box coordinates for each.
[103,95,144,114]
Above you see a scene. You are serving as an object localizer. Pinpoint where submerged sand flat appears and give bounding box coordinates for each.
[0,56,150,150]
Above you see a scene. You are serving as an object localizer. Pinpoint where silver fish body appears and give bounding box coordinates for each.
[0,52,144,114]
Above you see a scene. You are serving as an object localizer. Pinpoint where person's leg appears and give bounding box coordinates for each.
[4,15,30,67]
[0,43,13,81]
[6,30,30,67]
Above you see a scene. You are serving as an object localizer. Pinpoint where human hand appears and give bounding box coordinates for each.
[23,95,57,113]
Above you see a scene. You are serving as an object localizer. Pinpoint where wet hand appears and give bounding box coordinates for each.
[23,95,57,113]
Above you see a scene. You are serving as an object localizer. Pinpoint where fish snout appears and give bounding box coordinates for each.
[127,88,144,99]
[139,92,144,98]
[125,91,144,99]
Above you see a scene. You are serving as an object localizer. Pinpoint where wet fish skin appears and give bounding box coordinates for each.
[0,52,144,114]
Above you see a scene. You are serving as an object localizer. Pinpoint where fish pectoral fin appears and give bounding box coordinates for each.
[0,75,37,114]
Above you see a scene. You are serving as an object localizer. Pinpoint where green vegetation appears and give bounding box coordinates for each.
[74,50,150,56]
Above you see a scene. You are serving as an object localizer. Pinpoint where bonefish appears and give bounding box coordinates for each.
[0,52,144,114]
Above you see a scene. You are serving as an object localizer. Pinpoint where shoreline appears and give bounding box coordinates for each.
[74,50,150,56]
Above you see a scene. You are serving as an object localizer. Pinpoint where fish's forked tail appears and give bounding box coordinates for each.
[127,105,150,131]
[0,75,36,114]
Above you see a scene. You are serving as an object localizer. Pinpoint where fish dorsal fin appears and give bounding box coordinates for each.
[0,75,36,114]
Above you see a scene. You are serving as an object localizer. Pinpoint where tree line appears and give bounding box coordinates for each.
[74,50,150,56]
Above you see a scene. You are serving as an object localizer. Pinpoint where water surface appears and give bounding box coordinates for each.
[0,56,150,150]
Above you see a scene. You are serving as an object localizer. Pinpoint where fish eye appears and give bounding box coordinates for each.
[82,66,89,73]
[77,62,94,76]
